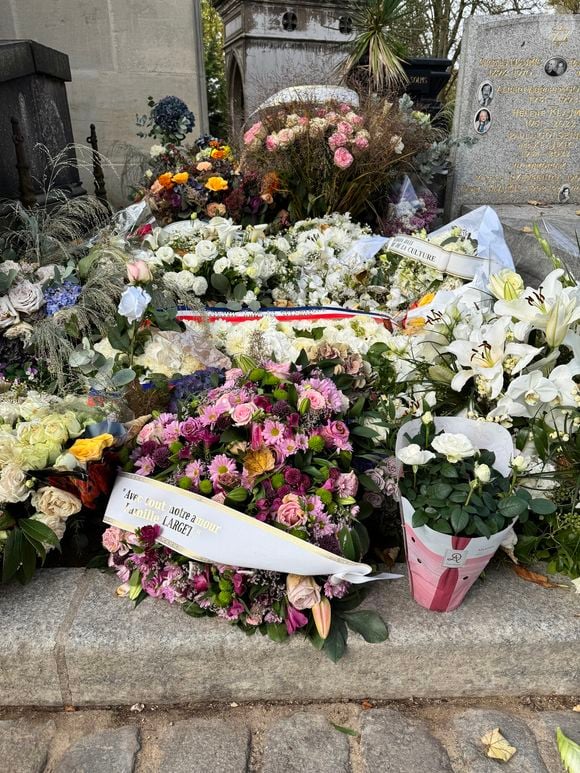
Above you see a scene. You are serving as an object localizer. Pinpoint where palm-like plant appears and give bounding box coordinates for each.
[342,0,409,94]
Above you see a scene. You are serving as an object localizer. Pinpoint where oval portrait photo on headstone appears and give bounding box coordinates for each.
[474,108,492,134]
[478,81,494,106]
[544,57,567,76]
[558,184,571,204]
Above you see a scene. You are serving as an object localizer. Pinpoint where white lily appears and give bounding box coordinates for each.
[495,269,580,339]
[446,318,541,399]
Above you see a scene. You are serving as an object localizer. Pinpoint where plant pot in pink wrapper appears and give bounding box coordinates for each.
[396,417,517,613]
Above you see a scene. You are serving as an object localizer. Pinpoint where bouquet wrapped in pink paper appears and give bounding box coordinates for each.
[395,416,554,612]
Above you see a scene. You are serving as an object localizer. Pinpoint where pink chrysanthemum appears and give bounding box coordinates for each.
[208,454,237,486]
[263,419,286,445]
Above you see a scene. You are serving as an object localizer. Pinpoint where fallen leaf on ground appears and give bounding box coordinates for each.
[130,703,145,713]
[527,200,548,207]
[575,210,580,216]
[512,565,560,588]
[571,578,580,594]
[520,226,534,233]
[64,705,76,712]
[557,727,580,772]
[481,727,517,762]
[572,705,580,712]
[374,546,399,569]
[331,723,359,737]
[361,700,374,710]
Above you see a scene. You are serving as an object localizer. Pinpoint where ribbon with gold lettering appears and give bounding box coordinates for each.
[104,472,401,584]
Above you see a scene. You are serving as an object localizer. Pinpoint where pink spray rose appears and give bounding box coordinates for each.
[328,131,348,151]
[232,402,256,426]
[126,260,152,284]
[336,470,359,498]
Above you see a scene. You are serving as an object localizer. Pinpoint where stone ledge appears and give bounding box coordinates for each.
[0,565,578,707]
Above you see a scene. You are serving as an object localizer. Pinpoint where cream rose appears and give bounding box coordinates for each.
[4,321,34,342]
[431,433,477,463]
[0,296,20,329]
[286,574,321,610]
[31,486,82,520]
[30,512,66,544]
[0,431,17,462]
[0,463,30,504]
[474,463,491,483]
[8,280,44,314]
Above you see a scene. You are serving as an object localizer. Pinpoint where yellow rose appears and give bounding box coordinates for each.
[68,433,115,462]
[205,176,229,192]
[171,172,189,185]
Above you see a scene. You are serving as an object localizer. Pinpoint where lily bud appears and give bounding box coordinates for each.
[312,597,331,640]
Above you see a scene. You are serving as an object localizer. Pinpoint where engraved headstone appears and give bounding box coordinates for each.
[447,14,579,218]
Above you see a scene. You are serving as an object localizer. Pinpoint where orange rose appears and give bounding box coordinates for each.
[150,180,164,194]
[158,172,174,189]
[171,172,189,185]
[205,176,229,192]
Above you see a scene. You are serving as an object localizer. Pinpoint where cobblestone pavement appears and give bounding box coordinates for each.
[1,697,578,773]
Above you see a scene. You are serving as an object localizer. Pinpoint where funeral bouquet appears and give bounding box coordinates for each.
[0,389,119,583]
[104,359,394,660]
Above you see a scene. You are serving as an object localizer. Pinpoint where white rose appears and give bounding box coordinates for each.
[363,416,389,443]
[190,276,208,296]
[31,486,82,520]
[213,257,230,274]
[431,433,477,463]
[150,144,165,157]
[181,252,202,271]
[30,512,66,545]
[226,246,249,264]
[0,260,19,275]
[274,236,291,253]
[94,338,122,360]
[474,463,491,483]
[117,286,151,324]
[4,321,34,342]
[0,296,20,329]
[0,463,30,504]
[8,280,44,313]
[510,455,529,473]
[155,245,175,263]
[195,240,218,261]
[421,411,433,425]
[397,444,435,466]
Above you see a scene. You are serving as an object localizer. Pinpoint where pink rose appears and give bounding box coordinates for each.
[322,420,351,450]
[336,471,359,498]
[339,103,351,114]
[232,402,256,426]
[328,132,348,151]
[276,494,307,528]
[354,135,369,151]
[265,134,280,152]
[102,526,124,553]
[277,128,293,146]
[334,147,354,169]
[301,388,326,410]
[243,121,263,145]
[337,121,354,136]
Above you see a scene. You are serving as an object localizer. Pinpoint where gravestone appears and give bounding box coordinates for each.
[447,14,579,219]
[0,39,84,203]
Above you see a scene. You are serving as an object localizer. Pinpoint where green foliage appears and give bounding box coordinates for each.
[342,0,408,92]
[202,0,227,137]
[556,727,580,773]
[1,518,59,585]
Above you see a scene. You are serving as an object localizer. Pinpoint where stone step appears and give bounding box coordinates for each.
[1,703,578,773]
[0,565,578,707]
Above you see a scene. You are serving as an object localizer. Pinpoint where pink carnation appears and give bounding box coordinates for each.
[336,471,359,498]
[102,526,124,554]
[354,135,369,151]
[334,147,354,169]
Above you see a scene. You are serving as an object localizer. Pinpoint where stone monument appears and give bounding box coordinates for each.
[446,14,580,282]
[447,14,579,217]
[214,0,354,134]
[0,39,84,203]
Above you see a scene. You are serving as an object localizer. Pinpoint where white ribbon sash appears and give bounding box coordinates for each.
[104,472,400,584]
[387,235,495,280]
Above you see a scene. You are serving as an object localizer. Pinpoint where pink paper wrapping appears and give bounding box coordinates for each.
[396,418,517,613]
